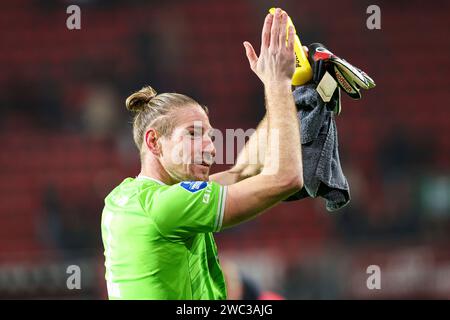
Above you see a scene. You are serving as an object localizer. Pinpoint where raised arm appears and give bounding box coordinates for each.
[221,8,303,229]
[209,59,307,185]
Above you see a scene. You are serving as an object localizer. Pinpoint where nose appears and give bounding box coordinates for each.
[203,136,216,158]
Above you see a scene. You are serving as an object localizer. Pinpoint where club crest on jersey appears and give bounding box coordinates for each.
[180,181,208,193]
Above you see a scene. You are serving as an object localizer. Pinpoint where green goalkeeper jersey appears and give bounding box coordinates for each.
[101,175,228,300]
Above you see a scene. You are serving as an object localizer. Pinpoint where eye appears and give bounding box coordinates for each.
[188,130,202,139]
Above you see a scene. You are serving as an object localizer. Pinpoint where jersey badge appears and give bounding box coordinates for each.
[180,181,208,193]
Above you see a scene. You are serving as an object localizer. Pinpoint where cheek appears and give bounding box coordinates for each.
[181,138,201,160]
[180,139,193,160]
[162,137,185,164]
[191,139,204,155]
[164,138,191,166]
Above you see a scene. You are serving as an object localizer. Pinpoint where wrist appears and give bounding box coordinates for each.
[264,80,292,93]
[264,82,292,100]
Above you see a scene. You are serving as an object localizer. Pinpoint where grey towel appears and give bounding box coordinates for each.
[284,84,350,212]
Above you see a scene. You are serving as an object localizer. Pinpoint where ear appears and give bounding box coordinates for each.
[144,128,161,156]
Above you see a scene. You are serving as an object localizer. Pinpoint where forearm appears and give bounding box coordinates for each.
[211,116,267,185]
[229,114,268,177]
[221,8,305,229]
[262,82,303,182]
[222,84,304,229]
[216,83,302,185]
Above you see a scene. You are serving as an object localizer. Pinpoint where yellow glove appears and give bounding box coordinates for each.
[269,8,313,86]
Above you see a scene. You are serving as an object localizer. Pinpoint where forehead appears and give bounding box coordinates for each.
[173,105,211,129]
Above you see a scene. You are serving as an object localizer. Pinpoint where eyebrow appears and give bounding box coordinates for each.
[186,125,213,132]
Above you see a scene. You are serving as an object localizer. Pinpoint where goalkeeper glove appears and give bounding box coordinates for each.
[307,42,376,100]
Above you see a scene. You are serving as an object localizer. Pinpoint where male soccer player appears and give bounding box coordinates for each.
[101,8,303,299]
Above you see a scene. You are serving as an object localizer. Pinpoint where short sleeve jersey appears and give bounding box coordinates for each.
[101,176,228,299]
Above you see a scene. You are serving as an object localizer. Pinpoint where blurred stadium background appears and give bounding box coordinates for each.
[0,0,449,299]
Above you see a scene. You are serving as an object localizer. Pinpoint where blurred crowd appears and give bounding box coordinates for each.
[0,0,449,299]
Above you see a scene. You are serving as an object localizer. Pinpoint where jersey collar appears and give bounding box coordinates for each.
[136,175,167,185]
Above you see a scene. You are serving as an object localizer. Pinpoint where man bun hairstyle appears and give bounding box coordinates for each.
[125,86,158,113]
[125,86,208,158]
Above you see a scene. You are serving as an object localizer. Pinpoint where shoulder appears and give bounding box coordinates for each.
[148,181,223,210]
[104,177,162,203]
[104,177,134,201]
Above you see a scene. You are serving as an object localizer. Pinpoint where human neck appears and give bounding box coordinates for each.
[139,157,178,185]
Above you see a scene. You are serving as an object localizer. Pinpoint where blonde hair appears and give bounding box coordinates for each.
[125,86,207,155]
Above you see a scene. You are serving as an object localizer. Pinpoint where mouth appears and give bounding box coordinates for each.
[194,161,211,168]
[199,162,211,168]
